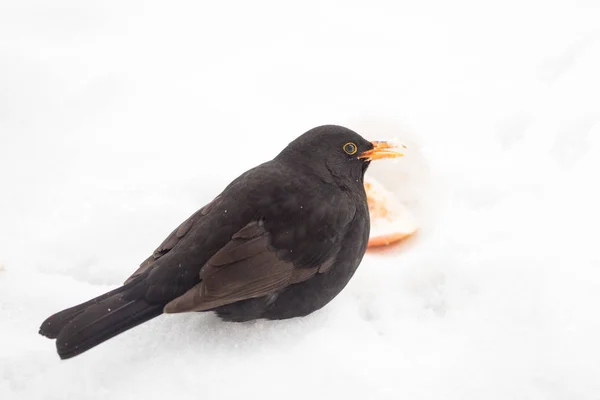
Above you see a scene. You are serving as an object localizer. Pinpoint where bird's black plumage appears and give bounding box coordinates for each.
[38,124,401,359]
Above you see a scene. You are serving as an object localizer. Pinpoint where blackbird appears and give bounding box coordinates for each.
[38,124,404,359]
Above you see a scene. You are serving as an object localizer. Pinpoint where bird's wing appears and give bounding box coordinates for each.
[124,196,221,285]
[163,219,336,313]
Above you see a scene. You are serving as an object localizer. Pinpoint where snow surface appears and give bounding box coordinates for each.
[1,1,600,399]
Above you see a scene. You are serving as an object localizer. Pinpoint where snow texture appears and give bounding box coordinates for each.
[1,1,600,399]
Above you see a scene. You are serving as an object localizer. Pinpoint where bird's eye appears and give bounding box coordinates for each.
[343,142,357,155]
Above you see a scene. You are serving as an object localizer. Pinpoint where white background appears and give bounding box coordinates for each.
[1,1,599,399]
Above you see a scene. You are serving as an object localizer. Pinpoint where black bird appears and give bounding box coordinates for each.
[38,125,404,359]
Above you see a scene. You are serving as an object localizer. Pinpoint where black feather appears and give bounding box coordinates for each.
[40,277,164,359]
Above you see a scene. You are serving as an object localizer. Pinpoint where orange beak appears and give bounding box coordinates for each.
[358,141,406,161]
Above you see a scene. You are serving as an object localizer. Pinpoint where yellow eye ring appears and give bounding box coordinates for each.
[343,142,358,155]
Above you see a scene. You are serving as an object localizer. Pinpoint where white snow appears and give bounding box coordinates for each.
[1,1,600,399]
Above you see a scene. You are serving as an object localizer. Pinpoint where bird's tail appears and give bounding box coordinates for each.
[39,277,164,360]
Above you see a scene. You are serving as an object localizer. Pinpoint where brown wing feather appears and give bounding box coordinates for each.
[163,220,327,313]
[124,196,221,284]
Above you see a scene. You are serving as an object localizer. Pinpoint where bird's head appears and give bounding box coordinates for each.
[275,125,405,188]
